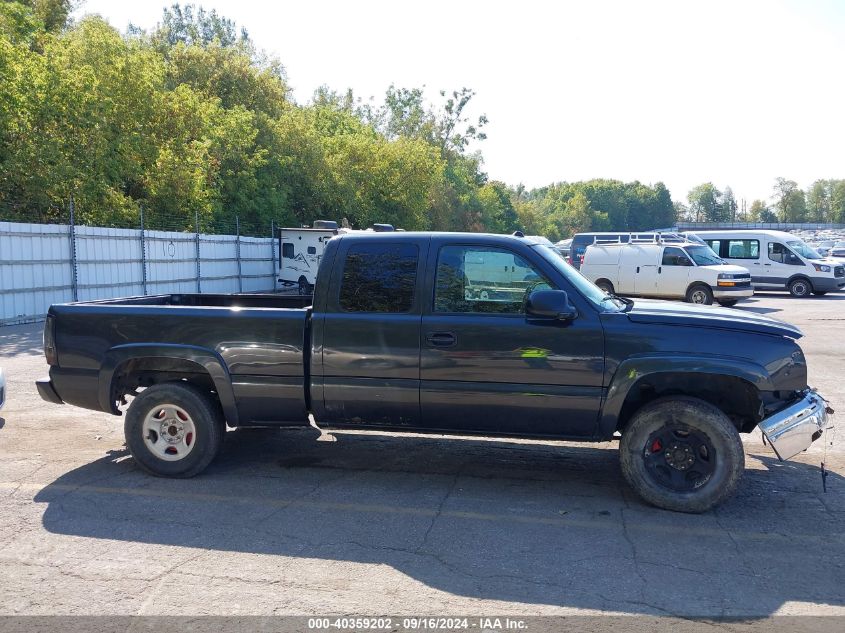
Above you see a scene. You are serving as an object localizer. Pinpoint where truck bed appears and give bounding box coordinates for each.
[46,294,312,426]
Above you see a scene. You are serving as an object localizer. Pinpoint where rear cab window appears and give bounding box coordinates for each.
[339,243,419,313]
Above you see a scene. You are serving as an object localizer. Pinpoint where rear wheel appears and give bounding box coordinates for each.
[125,382,225,478]
[686,284,713,305]
[619,396,744,513]
[788,278,812,297]
[298,277,310,295]
[596,279,615,294]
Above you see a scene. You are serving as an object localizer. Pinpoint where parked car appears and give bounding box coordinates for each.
[0,367,5,409]
[698,230,845,297]
[828,241,845,260]
[37,232,832,513]
[813,241,836,258]
[580,237,752,306]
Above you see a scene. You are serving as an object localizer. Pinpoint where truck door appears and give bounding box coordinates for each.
[656,246,693,298]
[317,238,426,426]
[419,239,604,438]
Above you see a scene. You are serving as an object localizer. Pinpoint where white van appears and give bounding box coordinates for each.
[696,230,845,297]
[581,238,753,306]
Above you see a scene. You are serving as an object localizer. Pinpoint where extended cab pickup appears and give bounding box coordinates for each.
[37,232,833,512]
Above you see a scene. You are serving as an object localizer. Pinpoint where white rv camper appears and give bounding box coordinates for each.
[277,220,339,295]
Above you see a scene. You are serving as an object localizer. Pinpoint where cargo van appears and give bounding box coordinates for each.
[696,230,845,297]
[569,232,693,269]
[580,237,753,306]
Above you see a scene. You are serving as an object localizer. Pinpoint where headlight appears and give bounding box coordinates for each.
[812,264,831,272]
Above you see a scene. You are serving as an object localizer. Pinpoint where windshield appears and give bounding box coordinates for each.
[534,245,625,311]
[684,245,724,266]
[787,240,822,260]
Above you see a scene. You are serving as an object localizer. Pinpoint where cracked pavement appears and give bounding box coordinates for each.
[0,293,843,617]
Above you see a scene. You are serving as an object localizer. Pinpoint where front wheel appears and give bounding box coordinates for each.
[125,382,225,478]
[686,284,714,305]
[788,278,812,297]
[619,396,744,513]
[596,279,615,294]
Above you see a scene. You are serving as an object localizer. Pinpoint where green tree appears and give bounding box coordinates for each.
[688,183,721,222]
[772,177,806,222]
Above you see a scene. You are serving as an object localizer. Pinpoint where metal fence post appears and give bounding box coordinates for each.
[139,205,148,296]
[195,208,201,293]
[271,220,277,292]
[235,216,243,293]
[68,195,79,302]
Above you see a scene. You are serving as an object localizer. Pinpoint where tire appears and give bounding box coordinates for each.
[788,278,812,297]
[813,291,827,296]
[686,284,713,305]
[619,396,744,513]
[125,382,225,478]
[717,299,738,307]
[596,279,615,294]
[298,277,310,296]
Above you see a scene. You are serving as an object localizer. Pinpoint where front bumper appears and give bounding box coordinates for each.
[713,286,754,300]
[759,390,832,460]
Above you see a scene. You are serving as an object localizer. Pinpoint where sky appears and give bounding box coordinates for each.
[74,0,845,208]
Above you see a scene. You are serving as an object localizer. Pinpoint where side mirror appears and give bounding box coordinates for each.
[526,289,577,322]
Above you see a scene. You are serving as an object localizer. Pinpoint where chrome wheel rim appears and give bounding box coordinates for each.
[142,404,197,461]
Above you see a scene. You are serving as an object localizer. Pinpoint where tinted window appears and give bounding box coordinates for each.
[726,239,759,259]
[282,243,295,259]
[662,247,691,266]
[339,243,418,313]
[434,245,552,314]
[703,239,721,256]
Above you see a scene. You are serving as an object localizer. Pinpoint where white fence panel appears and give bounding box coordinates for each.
[0,222,73,323]
[76,226,145,301]
[240,236,275,293]
[1,220,279,325]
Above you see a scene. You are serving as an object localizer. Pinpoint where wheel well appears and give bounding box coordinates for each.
[111,357,216,406]
[595,278,613,289]
[686,281,711,294]
[787,275,812,289]
[616,372,761,433]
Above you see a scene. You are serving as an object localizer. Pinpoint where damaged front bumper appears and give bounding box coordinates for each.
[759,390,833,460]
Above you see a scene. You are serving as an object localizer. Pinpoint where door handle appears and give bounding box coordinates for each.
[426,332,457,347]
[764,263,772,266]
[658,266,662,273]
[636,266,640,273]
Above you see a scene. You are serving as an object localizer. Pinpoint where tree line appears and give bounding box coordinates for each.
[679,178,845,225]
[1,2,841,239]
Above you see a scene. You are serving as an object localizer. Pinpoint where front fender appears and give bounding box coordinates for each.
[598,354,774,438]
[98,343,239,426]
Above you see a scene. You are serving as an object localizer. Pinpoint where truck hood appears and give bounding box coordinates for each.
[625,299,803,339]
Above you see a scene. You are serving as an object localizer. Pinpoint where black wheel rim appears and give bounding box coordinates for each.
[642,424,716,492]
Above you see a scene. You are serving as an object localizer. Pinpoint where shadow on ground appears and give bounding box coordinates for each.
[0,322,44,358]
[31,428,845,616]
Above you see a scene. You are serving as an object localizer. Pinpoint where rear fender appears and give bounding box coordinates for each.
[99,343,239,426]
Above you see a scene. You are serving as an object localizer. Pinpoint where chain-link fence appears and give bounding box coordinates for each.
[0,202,285,325]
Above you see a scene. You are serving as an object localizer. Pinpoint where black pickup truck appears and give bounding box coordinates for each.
[37,232,832,512]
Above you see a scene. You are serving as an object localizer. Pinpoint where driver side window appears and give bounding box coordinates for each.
[769,242,801,265]
[662,247,692,266]
[434,245,553,314]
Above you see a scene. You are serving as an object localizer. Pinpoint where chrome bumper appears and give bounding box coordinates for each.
[759,390,833,460]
